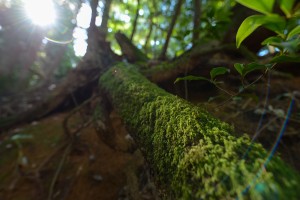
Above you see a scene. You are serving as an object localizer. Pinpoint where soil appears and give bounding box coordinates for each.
[0,110,158,200]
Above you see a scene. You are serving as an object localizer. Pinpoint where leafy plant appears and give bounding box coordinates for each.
[236,0,300,54]
[175,0,299,98]
[233,62,272,81]
[174,66,230,84]
[234,0,299,84]
[174,67,234,96]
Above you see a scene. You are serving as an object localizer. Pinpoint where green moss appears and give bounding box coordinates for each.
[99,64,300,199]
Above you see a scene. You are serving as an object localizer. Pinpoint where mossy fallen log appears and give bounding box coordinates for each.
[99,63,300,199]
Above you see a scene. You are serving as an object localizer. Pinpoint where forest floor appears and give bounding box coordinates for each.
[203,75,300,172]
[0,70,299,199]
[0,110,158,200]
[184,71,300,172]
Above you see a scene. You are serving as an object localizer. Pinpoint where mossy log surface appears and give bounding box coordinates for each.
[100,63,300,199]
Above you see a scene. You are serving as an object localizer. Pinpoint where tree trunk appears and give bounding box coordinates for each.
[99,63,300,199]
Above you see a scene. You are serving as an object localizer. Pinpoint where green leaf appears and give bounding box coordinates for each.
[262,36,283,45]
[265,39,300,52]
[279,0,295,17]
[234,63,244,76]
[293,3,300,16]
[236,15,286,48]
[262,16,286,35]
[236,15,263,48]
[174,75,210,84]
[270,55,300,63]
[261,36,285,51]
[287,25,300,40]
[210,67,230,80]
[243,62,269,76]
[236,0,274,14]
[234,62,268,77]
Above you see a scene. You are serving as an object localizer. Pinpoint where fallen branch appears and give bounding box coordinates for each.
[99,63,300,199]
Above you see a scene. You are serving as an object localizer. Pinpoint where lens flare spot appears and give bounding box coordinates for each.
[24,0,56,26]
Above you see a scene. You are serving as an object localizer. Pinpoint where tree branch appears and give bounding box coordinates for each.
[115,31,149,62]
[192,0,201,46]
[158,0,184,60]
[143,16,153,54]
[130,0,140,41]
[145,41,221,82]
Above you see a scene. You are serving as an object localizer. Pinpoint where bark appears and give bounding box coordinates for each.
[99,63,300,199]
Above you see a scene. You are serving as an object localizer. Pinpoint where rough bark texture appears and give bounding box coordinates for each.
[100,63,300,199]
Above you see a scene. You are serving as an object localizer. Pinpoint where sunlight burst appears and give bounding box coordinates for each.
[24,0,56,26]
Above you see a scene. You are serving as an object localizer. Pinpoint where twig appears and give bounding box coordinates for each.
[63,95,100,139]
[47,143,72,200]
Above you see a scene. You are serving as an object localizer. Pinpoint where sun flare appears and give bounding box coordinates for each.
[24,0,56,26]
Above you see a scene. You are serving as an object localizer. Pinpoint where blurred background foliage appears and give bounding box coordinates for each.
[0,0,81,95]
[0,0,298,97]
